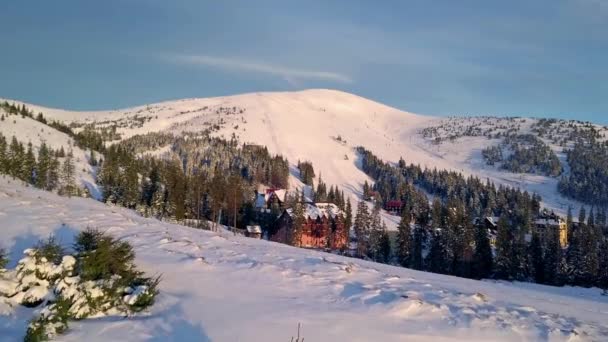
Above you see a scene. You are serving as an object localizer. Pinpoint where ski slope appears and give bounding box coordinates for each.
[3,89,594,223]
[0,176,607,341]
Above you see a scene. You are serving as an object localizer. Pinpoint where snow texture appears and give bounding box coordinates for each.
[0,176,607,341]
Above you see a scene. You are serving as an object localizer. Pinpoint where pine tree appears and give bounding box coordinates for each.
[368,207,383,261]
[121,159,139,208]
[472,222,493,279]
[529,232,544,284]
[566,206,574,245]
[8,136,24,178]
[543,225,562,285]
[428,228,448,274]
[36,142,51,189]
[23,142,36,184]
[60,149,76,196]
[396,207,412,267]
[494,215,513,280]
[353,201,370,258]
[411,224,424,270]
[0,134,7,174]
[378,222,391,263]
[344,198,353,244]
[46,154,60,191]
[598,237,608,295]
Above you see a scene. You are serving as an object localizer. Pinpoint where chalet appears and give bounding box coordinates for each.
[482,216,499,246]
[245,225,262,239]
[534,210,568,247]
[270,203,348,250]
[254,187,288,212]
[384,200,403,215]
[478,212,568,248]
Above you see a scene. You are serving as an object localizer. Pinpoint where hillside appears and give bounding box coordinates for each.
[1,176,607,341]
[5,89,598,220]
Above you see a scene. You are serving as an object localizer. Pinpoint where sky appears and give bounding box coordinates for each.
[0,0,607,124]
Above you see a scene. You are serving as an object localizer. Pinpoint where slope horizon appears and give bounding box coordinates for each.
[2,88,607,126]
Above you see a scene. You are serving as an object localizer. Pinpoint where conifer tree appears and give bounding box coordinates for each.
[396,207,412,267]
[544,225,562,285]
[60,149,76,196]
[598,237,608,295]
[529,232,544,284]
[353,201,371,258]
[36,142,51,189]
[368,207,383,261]
[23,142,36,184]
[494,215,513,279]
[566,206,574,244]
[344,198,353,243]
[411,224,424,270]
[472,222,493,279]
[378,222,391,263]
[47,154,60,191]
[0,134,7,174]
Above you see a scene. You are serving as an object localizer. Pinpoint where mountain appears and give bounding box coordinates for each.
[5,89,600,221]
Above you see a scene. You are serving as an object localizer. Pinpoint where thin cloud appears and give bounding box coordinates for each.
[167,54,353,84]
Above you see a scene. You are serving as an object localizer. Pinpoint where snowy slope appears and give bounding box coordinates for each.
[1,176,607,341]
[0,110,100,199]
[3,89,592,221]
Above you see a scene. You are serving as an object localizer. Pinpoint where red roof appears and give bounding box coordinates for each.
[386,200,402,208]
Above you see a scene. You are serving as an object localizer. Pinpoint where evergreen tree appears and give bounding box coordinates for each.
[428,229,448,274]
[529,232,544,284]
[353,201,371,258]
[494,215,513,280]
[344,198,353,244]
[378,222,391,263]
[410,225,424,270]
[23,142,36,184]
[36,142,51,189]
[598,237,608,295]
[368,207,383,261]
[0,134,7,174]
[543,226,562,285]
[472,222,493,279]
[396,207,412,267]
[60,149,76,196]
[46,154,60,191]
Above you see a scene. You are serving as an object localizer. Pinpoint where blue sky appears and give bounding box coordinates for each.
[1,0,607,124]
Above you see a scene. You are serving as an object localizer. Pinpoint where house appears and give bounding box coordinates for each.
[482,216,499,246]
[254,187,288,212]
[270,202,348,250]
[246,225,262,239]
[384,200,403,215]
[534,210,568,247]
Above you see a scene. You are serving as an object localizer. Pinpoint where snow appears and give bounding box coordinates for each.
[0,109,101,199]
[1,176,607,341]
[8,89,590,229]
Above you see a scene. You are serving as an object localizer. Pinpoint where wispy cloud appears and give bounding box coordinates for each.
[166,54,353,84]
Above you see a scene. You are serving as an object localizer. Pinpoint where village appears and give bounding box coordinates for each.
[243,186,570,254]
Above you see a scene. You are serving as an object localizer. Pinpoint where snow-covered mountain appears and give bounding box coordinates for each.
[1,176,607,341]
[4,89,595,221]
[2,90,608,340]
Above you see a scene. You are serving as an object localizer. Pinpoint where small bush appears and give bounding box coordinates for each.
[4,229,160,341]
[0,248,8,269]
[75,231,138,284]
[35,237,64,265]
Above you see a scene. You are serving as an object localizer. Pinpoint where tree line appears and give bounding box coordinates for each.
[355,147,608,291]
